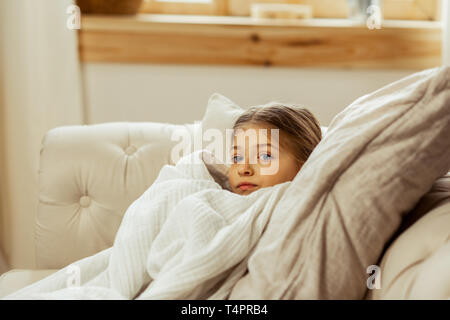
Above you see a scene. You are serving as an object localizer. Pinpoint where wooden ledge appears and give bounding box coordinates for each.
[78,14,442,69]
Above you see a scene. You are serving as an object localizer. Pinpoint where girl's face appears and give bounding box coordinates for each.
[228,123,302,195]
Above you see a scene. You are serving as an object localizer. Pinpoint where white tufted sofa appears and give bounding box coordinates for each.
[0,121,449,299]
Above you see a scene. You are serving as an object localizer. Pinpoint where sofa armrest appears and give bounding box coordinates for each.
[0,269,58,298]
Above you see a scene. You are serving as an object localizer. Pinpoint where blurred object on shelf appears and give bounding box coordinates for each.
[250,3,313,19]
[229,0,351,18]
[381,0,441,21]
[141,0,226,15]
[229,0,299,16]
[297,0,351,18]
[76,0,144,14]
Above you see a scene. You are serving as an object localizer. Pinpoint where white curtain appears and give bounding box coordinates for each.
[0,0,85,270]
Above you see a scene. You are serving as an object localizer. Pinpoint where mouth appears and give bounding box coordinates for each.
[237,183,258,191]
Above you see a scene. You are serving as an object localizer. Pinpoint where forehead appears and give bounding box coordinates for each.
[232,124,279,148]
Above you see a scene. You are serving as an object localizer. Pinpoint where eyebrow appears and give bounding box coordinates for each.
[257,143,279,150]
[231,143,279,151]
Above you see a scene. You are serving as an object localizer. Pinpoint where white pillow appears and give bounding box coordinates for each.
[200,93,244,138]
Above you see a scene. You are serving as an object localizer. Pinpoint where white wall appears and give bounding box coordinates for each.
[82,63,420,127]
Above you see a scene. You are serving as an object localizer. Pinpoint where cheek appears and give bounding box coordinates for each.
[274,158,300,182]
[228,167,237,183]
[257,162,283,186]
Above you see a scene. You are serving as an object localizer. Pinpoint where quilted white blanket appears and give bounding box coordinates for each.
[4,151,290,300]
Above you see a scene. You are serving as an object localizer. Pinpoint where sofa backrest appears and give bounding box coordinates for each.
[36,121,197,268]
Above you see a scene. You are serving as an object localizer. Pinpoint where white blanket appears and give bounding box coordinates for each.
[4,150,290,300]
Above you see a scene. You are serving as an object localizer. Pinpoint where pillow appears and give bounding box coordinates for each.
[198,93,244,164]
[169,93,241,165]
[200,93,244,141]
[199,93,328,164]
[228,66,450,299]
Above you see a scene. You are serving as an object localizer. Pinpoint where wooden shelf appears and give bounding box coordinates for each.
[78,14,442,69]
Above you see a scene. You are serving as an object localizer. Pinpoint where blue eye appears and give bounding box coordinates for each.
[232,155,244,163]
[259,153,272,161]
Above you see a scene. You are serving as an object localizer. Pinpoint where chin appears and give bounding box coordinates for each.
[235,187,259,195]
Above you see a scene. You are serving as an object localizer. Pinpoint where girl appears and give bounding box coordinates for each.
[229,103,322,195]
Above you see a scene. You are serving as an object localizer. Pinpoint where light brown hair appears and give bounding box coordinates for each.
[233,103,322,165]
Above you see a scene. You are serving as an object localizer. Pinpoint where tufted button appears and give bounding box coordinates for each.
[125,145,137,155]
[79,195,91,208]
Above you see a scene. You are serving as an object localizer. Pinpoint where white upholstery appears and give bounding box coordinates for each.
[366,173,450,299]
[0,269,57,298]
[0,121,448,299]
[35,122,196,269]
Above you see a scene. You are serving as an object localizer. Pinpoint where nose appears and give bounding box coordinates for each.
[238,163,254,176]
